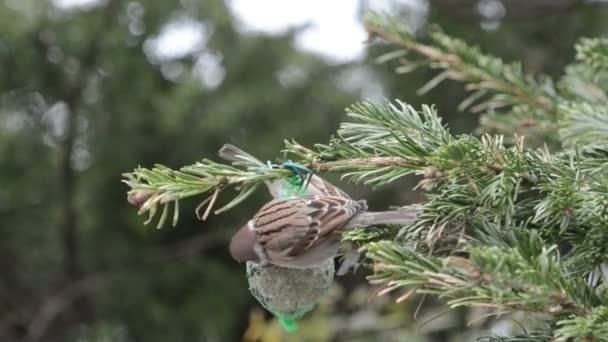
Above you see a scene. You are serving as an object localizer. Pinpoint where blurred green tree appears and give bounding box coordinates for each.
[2,0,608,341]
[0,0,360,340]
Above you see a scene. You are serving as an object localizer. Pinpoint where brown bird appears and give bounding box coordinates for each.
[220,144,417,270]
[229,195,417,269]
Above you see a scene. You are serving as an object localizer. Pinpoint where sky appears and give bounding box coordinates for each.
[230,0,367,62]
[230,0,427,63]
[52,0,425,63]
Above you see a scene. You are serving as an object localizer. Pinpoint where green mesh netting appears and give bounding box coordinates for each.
[246,259,335,332]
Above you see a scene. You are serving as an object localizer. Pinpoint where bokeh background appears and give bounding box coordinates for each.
[1,0,608,341]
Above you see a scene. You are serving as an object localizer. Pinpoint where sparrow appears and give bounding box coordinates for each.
[229,195,417,269]
[220,144,417,270]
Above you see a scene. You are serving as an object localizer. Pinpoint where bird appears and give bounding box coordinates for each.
[219,144,417,270]
[229,195,417,269]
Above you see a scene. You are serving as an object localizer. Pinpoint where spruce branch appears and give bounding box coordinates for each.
[123,110,431,228]
[123,95,608,339]
[576,38,608,70]
[559,64,608,104]
[365,13,608,153]
[366,236,603,319]
[341,225,403,246]
[319,101,608,275]
[122,154,423,228]
[565,145,608,176]
[122,160,287,227]
[123,99,608,274]
[118,12,608,339]
[364,13,560,120]
[556,306,608,341]
[559,102,608,146]
[477,333,552,342]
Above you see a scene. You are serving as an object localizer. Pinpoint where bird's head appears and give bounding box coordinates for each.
[229,221,260,263]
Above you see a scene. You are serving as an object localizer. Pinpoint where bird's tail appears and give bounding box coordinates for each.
[219,144,289,198]
[219,144,266,167]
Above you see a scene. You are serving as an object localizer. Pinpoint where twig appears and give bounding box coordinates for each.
[308,156,425,172]
[17,230,226,341]
[416,306,451,330]
[27,276,104,342]
[201,187,221,221]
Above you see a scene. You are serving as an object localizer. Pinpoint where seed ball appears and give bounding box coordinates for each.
[246,259,335,319]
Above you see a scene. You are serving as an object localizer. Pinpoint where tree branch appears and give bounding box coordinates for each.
[29,0,120,330]
[364,24,554,112]
[19,230,226,342]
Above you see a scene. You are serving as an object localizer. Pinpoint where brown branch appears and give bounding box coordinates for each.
[29,0,120,333]
[201,187,221,221]
[19,230,227,342]
[182,157,425,189]
[26,276,104,342]
[308,156,426,172]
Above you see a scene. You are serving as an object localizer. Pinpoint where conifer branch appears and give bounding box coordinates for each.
[559,102,608,146]
[366,231,605,319]
[576,37,608,70]
[364,13,563,144]
[477,333,552,342]
[122,13,608,338]
[556,306,608,341]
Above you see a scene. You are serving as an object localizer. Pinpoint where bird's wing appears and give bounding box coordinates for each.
[252,196,363,257]
[306,175,351,199]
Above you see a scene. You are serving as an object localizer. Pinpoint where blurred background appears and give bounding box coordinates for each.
[1,0,608,341]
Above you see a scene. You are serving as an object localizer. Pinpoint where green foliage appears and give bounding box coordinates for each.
[366,229,604,314]
[477,333,552,342]
[576,38,608,70]
[365,13,562,145]
[365,13,608,155]
[559,102,608,146]
[126,95,608,339]
[556,306,608,341]
[123,160,286,227]
[341,225,401,244]
[0,0,363,340]
[5,0,608,340]
[358,13,608,340]
[123,12,608,340]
